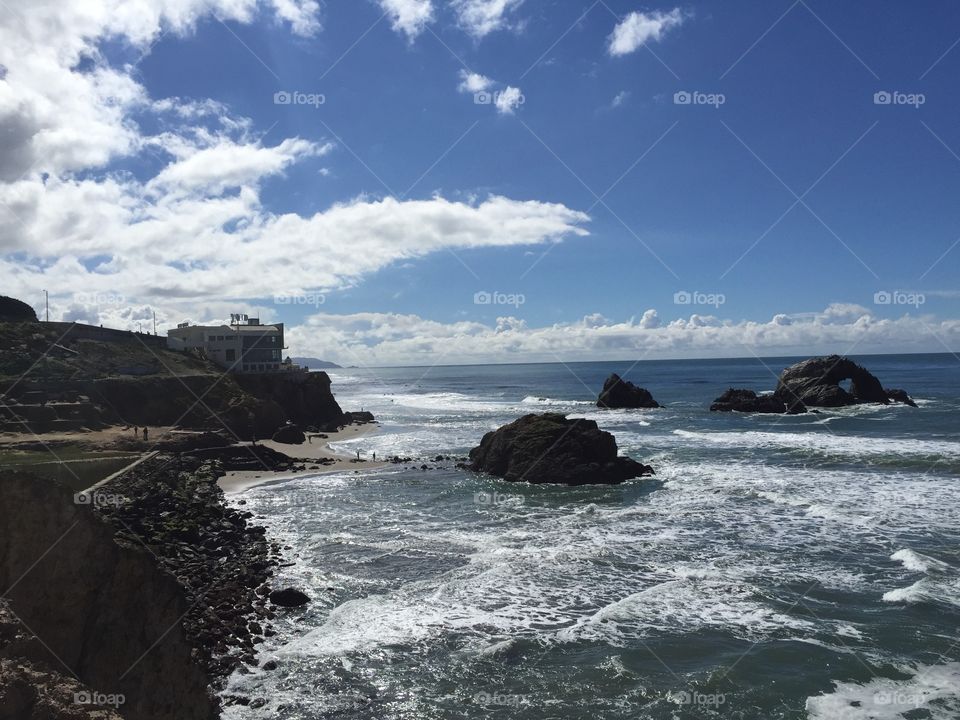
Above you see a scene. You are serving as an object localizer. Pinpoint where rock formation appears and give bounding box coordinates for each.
[272,423,306,444]
[885,388,918,407]
[596,373,661,409]
[0,471,217,720]
[710,388,804,414]
[468,413,654,485]
[774,355,914,408]
[0,295,38,322]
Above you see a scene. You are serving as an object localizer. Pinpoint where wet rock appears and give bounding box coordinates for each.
[596,373,660,409]
[885,388,918,407]
[269,588,310,607]
[775,355,906,408]
[468,413,654,486]
[710,388,804,414]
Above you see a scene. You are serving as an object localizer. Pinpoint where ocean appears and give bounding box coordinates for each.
[221,354,960,719]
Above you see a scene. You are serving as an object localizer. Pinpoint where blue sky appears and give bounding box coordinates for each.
[2,0,959,363]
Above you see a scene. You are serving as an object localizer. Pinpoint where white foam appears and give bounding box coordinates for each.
[672,429,960,457]
[520,396,592,407]
[806,662,960,720]
[892,549,952,574]
[882,578,960,608]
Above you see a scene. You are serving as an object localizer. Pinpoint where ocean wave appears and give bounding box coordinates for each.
[891,549,952,574]
[806,662,960,720]
[520,396,593,407]
[672,429,960,457]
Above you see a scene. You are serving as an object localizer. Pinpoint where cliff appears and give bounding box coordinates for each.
[0,472,216,720]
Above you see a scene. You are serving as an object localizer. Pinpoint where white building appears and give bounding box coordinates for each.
[166,316,291,373]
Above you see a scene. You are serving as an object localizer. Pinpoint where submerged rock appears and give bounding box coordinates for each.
[774,355,909,408]
[596,373,661,409]
[468,413,654,486]
[885,388,918,407]
[710,388,804,414]
[269,588,310,607]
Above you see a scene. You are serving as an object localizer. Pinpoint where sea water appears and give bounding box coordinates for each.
[221,354,960,719]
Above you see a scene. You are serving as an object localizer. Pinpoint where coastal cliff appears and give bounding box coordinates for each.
[0,472,216,720]
[0,455,279,719]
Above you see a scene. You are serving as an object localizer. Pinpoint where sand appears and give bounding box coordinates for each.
[217,423,388,494]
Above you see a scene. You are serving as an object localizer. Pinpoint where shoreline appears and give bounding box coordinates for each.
[218,422,388,493]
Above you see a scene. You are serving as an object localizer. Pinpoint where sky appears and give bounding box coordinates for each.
[2,0,959,365]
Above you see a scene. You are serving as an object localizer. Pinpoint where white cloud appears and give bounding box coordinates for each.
[457,70,494,94]
[639,308,659,328]
[268,0,323,36]
[611,90,630,108]
[494,86,524,114]
[608,8,685,57]
[376,0,435,39]
[282,306,960,366]
[147,138,330,196]
[451,0,524,38]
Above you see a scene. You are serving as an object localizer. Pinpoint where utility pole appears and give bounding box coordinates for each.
[153,310,157,335]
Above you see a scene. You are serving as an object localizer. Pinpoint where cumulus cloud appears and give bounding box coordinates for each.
[268,0,323,36]
[494,86,524,114]
[451,0,524,38]
[283,306,960,366]
[639,308,659,328]
[376,0,435,39]
[457,70,494,93]
[607,8,685,56]
[611,90,630,108]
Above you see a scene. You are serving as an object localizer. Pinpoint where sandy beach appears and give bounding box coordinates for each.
[218,422,387,493]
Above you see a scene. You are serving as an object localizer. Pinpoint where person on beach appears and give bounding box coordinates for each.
[133,425,138,437]
[142,427,148,441]
[356,450,361,460]
[373,451,376,461]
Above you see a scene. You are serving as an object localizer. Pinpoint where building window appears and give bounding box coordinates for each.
[226,349,236,361]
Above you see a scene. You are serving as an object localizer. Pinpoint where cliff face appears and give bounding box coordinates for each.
[83,371,343,438]
[234,371,344,431]
[0,473,216,720]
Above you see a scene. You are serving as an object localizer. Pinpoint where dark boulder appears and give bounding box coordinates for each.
[268,588,310,607]
[774,355,893,408]
[343,410,376,425]
[710,388,804,414]
[0,295,38,322]
[596,373,660,409]
[271,424,306,444]
[885,388,918,407]
[468,413,654,486]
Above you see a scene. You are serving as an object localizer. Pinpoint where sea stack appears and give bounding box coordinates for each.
[710,388,803,414]
[468,413,654,485]
[774,355,916,408]
[596,373,661,409]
